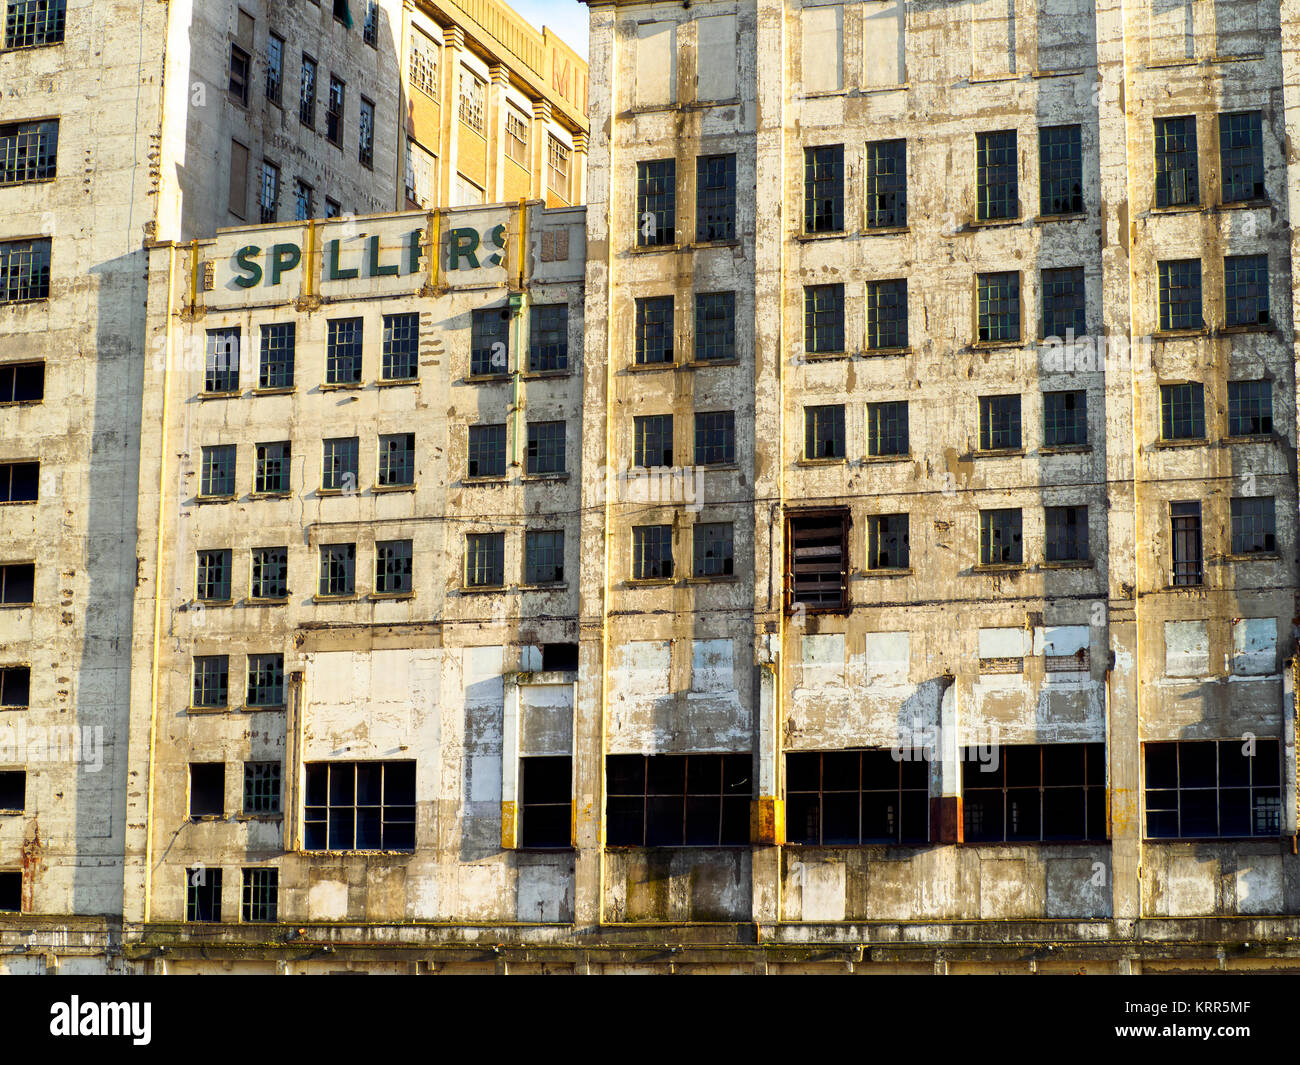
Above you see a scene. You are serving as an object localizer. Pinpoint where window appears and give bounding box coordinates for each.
[258,161,279,224]
[3,0,66,49]
[632,525,673,581]
[332,0,350,23]
[458,69,485,132]
[633,415,672,469]
[0,667,29,707]
[467,424,507,478]
[196,550,231,601]
[866,279,907,351]
[976,130,1018,221]
[325,318,363,384]
[1160,382,1205,440]
[470,307,509,376]
[0,361,43,402]
[455,173,484,206]
[466,532,505,587]
[406,141,437,207]
[867,514,909,570]
[294,179,313,221]
[375,539,413,594]
[528,304,568,372]
[322,437,358,492]
[192,656,229,709]
[787,510,849,610]
[804,145,844,233]
[0,119,57,185]
[1219,111,1264,204]
[254,441,290,494]
[1145,740,1280,839]
[1155,116,1198,207]
[0,771,23,812]
[977,272,1020,342]
[787,751,927,845]
[606,754,750,846]
[1045,506,1089,562]
[228,139,249,219]
[526,421,566,475]
[409,33,437,97]
[304,761,416,851]
[1231,497,1276,555]
[1171,501,1203,586]
[1044,390,1087,447]
[695,411,735,466]
[636,159,675,246]
[329,199,344,220]
[199,445,236,498]
[1038,125,1083,215]
[186,867,221,923]
[696,154,736,241]
[266,33,283,104]
[250,547,288,600]
[524,531,564,585]
[0,872,18,912]
[229,43,251,106]
[1224,254,1268,327]
[693,523,734,578]
[259,323,295,388]
[0,462,37,503]
[247,654,284,707]
[190,762,224,818]
[631,296,676,365]
[1228,380,1272,437]
[359,96,374,169]
[319,543,356,596]
[980,508,1023,565]
[506,109,529,167]
[382,313,419,380]
[378,433,415,486]
[241,868,277,922]
[804,404,845,460]
[0,238,51,304]
[865,139,906,228]
[300,55,318,128]
[979,395,1022,451]
[963,744,1106,842]
[867,401,909,457]
[693,291,735,363]
[521,757,571,847]
[548,136,571,200]
[243,761,281,815]
[0,563,33,604]
[804,284,845,354]
[1041,267,1086,339]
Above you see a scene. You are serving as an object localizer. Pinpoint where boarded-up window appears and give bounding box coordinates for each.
[1164,620,1208,677]
[635,22,676,107]
[1038,0,1096,70]
[801,5,843,93]
[696,14,737,101]
[973,0,1015,77]
[1149,0,1193,62]
[1232,617,1276,676]
[228,139,249,219]
[787,509,849,611]
[862,0,905,87]
[1215,0,1259,58]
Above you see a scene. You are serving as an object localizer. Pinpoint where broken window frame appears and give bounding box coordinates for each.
[634,296,674,364]
[1038,124,1083,216]
[787,750,929,845]
[186,867,222,923]
[205,327,241,392]
[521,756,572,848]
[526,420,566,475]
[196,549,232,602]
[692,522,735,578]
[636,158,676,246]
[325,317,363,384]
[250,546,289,600]
[979,508,1023,566]
[258,323,295,389]
[1227,379,1272,437]
[470,307,510,376]
[467,423,507,479]
[803,144,844,233]
[979,394,1022,451]
[786,508,850,612]
[229,42,251,106]
[1145,739,1281,839]
[0,237,51,304]
[299,54,318,128]
[378,432,415,487]
[458,69,486,133]
[866,513,909,570]
[375,539,414,594]
[803,404,846,461]
[199,444,236,498]
[1218,110,1265,204]
[1154,115,1199,207]
[976,129,1018,221]
[1043,389,1087,447]
[524,530,565,585]
[1223,253,1269,328]
[382,312,420,380]
[633,414,673,469]
[321,436,359,492]
[1170,500,1203,586]
[465,532,505,588]
[303,760,417,852]
[605,753,751,847]
[528,304,569,372]
[867,401,909,457]
[319,543,356,597]
[977,271,1020,343]
[963,743,1107,843]
[243,761,282,816]
[241,867,278,922]
[1045,505,1089,562]
[246,653,285,708]
[254,441,291,495]
[3,0,66,49]
[266,33,284,104]
[192,656,229,709]
[804,283,845,355]
[1230,496,1276,555]
[865,138,907,228]
[631,524,674,581]
[695,153,737,242]
[0,119,57,185]
[189,762,225,818]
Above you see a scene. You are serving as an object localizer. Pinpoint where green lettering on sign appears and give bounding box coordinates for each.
[269,243,301,286]
[232,245,263,288]
[487,223,507,267]
[448,227,480,271]
[368,235,399,278]
[327,239,359,281]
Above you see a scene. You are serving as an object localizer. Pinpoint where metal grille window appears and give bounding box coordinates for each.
[525,530,565,585]
[300,55,317,127]
[193,656,229,708]
[635,296,674,364]
[196,549,232,601]
[633,414,673,468]
[319,543,356,596]
[804,145,844,233]
[787,751,928,844]
[980,509,1023,565]
[241,868,277,922]
[1160,382,1205,440]
[0,667,29,707]
[548,136,571,199]
[0,461,38,503]
[229,44,251,106]
[632,525,673,581]
[1045,506,1089,562]
[247,653,284,707]
[979,395,1022,450]
[1230,497,1276,555]
[321,437,358,492]
[804,284,845,354]
[243,761,281,815]
[359,97,374,168]
[459,70,486,132]
[526,421,566,475]
[964,744,1106,842]
[250,547,288,600]
[606,754,751,846]
[0,361,42,402]
[1145,739,1280,839]
[867,513,909,570]
[787,510,849,610]
[1171,501,1202,586]
[467,423,506,478]
[382,312,419,380]
[304,761,417,851]
[694,291,735,362]
[325,318,363,384]
[258,161,280,224]
[0,238,51,303]
[1041,267,1086,339]
[200,445,236,498]
[521,757,571,847]
[466,532,505,587]
[0,563,33,604]
[326,75,345,146]
[1224,254,1269,327]
[693,523,734,578]
[186,868,221,923]
[528,304,568,371]
[867,401,909,456]
[254,441,290,494]
[294,179,313,221]
[1155,116,1199,206]
[506,110,529,167]
[976,130,1018,221]
[0,120,57,185]
[378,433,415,486]
[1228,380,1272,437]
[1219,111,1265,204]
[694,411,735,466]
[1038,124,1083,215]
[3,0,65,48]
[409,35,437,97]
[636,159,676,246]
[258,323,295,388]
[266,33,283,103]
[866,279,907,350]
[470,307,509,376]
[204,328,240,393]
[696,154,736,241]
[865,139,907,228]
[375,540,413,594]
[804,404,846,460]
[977,272,1020,342]
[1044,390,1087,447]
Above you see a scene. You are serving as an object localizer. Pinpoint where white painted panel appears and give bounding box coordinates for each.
[979,627,1029,659]
[696,14,737,101]
[308,879,348,920]
[635,22,676,106]
[862,0,905,87]
[371,648,411,703]
[463,645,503,706]
[801,5,844,93]
[312,651,355,709]
[1236,857,1283,914]
[972,0,1015,76]
[802,633,845,686]
[1214,0,1258,58]
[1037,0,1096,70]
[863,631,909,681]
[691,638,733,692]
[1034,625,1090,656]
[1164,620,1209,677]
[799,862,846,921]
[520,684,574,756]
[1232,617,1277,676]
[615,640,671,696]
[469,753,501,802]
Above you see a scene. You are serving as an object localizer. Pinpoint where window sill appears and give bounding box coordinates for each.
[459,585,506,595]
[795,457,848,468]
[1152,328,1208,339]
[863,225,909,236]
[250,491,291,500]
[521,369,572,381]
[685,574,738,585]
[1216,323,1274,336]
[629,242,681,255]
[1040,444,1091,455]
[320,381,365,391]
[1215,198,1271,212]
[1225,553,1280,563]
[188,815,225,823]
[626,578,675,588]
[861,453,911,464]
[316,488,356,497]
[973,448,1026,459]
[373,483,416,493]
[973,564,1028,574]
[1221,435,1273,445]
[246,597,289,606]
[626,360,675,373]
[864,346,911,357]
[375,376,418,388]
[235,814,284,823]
[312,594,359,603]
[194,599,234,608]
[522,472,569,482]
[968,216,1023,229]
[687,239,741,251]
[0,601,33,609]
[464,475,509,486]
[795,230,849,243]
[466,373,511,384]
[1150,438,1207,449]
[251,387,295,396]
[1037,559,1094,570]
[1150,203,1203,216]
[186,706,228,716]
[242,704,286,713]
[684,358,741,370]
[199,390,240,400]
[698,463,739,473]
[368,592,415,601]
[861,568,912,578]
[195,495,237,505]
[519,582,568,592]
[970,340,1025,351]
[1035,212,1087,223]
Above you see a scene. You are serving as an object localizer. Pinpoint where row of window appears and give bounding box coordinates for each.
[0,118,57,186]
[2,0,64,51]
[198,436,414,499]
[636,155,738,246]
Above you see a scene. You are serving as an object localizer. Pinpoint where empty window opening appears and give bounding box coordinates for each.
[787,750,928,844]
[606,753,751,847]
[189,762,225,818]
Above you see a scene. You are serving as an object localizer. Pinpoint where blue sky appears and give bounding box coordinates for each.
[507,0,589,58]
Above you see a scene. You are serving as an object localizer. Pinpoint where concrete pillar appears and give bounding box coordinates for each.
[501,673,521,848]
[439,24,464,206]
[934,679,961,841]
[531,99,553,201]
[488,64,509,203]
[570,131,589,207]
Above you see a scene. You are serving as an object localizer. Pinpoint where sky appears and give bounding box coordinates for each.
[506,0,590,58]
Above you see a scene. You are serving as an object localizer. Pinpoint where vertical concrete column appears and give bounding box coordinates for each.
[501,673,521,848]
[439,23,464,206]
[488,64,509,203]
[532,99,553,202]
[934,679,962,841]
[570,131,589,207]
